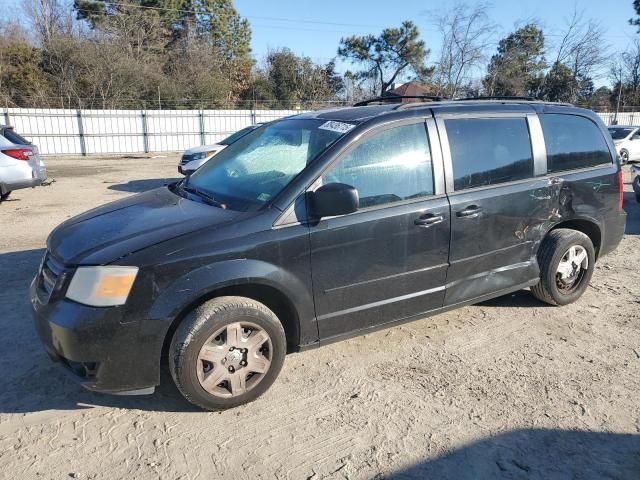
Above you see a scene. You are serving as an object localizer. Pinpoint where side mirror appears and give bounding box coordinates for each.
[309,182,359,218]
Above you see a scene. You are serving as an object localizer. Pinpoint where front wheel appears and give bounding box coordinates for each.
[0,191,11,202]
[169,296,286,410]
[531,229,595,306]
[620,149,629,165]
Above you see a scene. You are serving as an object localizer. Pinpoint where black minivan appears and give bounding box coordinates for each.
[31,98,626,410]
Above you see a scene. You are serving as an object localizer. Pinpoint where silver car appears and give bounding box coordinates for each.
[0,126,46,202]
[178,124,261,175]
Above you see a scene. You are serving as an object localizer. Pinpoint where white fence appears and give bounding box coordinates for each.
[2,108,301,156]
[0,107,634,156]
[596,112,640,127]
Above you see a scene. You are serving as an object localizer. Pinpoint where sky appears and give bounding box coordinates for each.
[1,0,638,87]
[232,0,639,87]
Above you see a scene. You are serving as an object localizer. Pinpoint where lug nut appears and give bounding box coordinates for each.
[229,346,234,351]
[228,366,235,373]
[240,360,247,366]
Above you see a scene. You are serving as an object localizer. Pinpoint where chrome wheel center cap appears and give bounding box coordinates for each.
[224,349,243,369]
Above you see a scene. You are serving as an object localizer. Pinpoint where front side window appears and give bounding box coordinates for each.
[321,123,434,208]
[541,114,612,173]
[185,118,352,211]
[445,117,534,191]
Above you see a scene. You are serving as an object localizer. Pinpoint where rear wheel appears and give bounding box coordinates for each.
[0,191,11,202]
[169,296,286,410]
[531,229,595,306]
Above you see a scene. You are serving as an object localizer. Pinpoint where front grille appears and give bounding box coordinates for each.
[38,252,66,301]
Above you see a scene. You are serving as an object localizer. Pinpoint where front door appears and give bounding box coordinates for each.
[438,114,550,306]
[308,120,451,341]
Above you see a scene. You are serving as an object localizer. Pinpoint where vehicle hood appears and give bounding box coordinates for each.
[183,143,226,155]
[48,186,241,265]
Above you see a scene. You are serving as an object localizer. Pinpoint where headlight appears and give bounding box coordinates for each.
[192,151,215,161]
[66,266,139,307]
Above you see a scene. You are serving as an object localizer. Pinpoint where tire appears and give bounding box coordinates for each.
[169,296,286,411]
[0,191,11,202]
[636,193,640,204]
[531,229,595,306]
[620,149,629,165]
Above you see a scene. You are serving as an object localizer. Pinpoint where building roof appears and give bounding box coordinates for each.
[386,82,436,100]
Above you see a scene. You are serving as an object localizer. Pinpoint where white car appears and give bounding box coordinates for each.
[0,125,46,202]
[608,125,640,164]
[178,124,261,175]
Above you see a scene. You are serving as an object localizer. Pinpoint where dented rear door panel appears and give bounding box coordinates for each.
[444,180,548,305]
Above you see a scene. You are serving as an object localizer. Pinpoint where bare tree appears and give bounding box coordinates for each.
[22,0,72,46]
[552,8,608,101]
[432,2,496,98]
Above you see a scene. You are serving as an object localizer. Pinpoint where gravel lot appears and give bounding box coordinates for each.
[1,155,639,479]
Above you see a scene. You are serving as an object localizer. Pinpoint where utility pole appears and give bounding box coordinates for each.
[614,67,623,125]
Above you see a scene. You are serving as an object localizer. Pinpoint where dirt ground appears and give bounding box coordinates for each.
[0,155,639,480]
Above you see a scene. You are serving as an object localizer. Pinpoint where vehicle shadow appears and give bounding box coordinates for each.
[384,428,640,479]
[107,178,180,193]
[623,192,640,235]
[478,289,550,308]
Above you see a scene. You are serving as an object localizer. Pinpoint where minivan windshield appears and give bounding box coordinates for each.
[608,127,634,140]
[181,118,354,211]
[218,125,257,146]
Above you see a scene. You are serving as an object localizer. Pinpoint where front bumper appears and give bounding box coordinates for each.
[30,278,163,394]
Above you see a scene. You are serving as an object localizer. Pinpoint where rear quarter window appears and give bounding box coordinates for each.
[539,114,611,173]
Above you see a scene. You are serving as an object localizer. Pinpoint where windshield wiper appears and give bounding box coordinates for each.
[181,183,225,208]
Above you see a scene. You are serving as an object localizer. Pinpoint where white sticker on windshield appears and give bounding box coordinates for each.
[318,121,355,134]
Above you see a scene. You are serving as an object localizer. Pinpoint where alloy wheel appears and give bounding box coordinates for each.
[555,245,588,293]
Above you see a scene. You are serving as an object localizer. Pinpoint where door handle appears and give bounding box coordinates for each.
[456,205,482,218]
[549,177,563,185]
[414,214,444,227]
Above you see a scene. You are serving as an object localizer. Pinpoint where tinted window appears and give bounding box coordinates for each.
[2,128,30,145]
[445,118,533,191]
[540,114,611,173]
[321,123,433,208]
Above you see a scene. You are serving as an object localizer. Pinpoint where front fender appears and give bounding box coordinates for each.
[148,258,316,343]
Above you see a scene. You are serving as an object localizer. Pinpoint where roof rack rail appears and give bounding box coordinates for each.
[354,95,446,106]
[454,96,538,101]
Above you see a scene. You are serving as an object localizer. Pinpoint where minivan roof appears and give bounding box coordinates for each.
[295,99,592,124]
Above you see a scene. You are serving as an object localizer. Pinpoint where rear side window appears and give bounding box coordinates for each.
[322,123,434,208]
[540,114,611,173]
[2,128,30,145]
[445,118,533,191]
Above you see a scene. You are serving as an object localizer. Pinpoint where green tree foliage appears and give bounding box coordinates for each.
[482,24,546,97]
[338,21,431,96]
[541,62,577,102]
[0,27,50,107]
[245,48,344,108]
[631,0,640,30]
